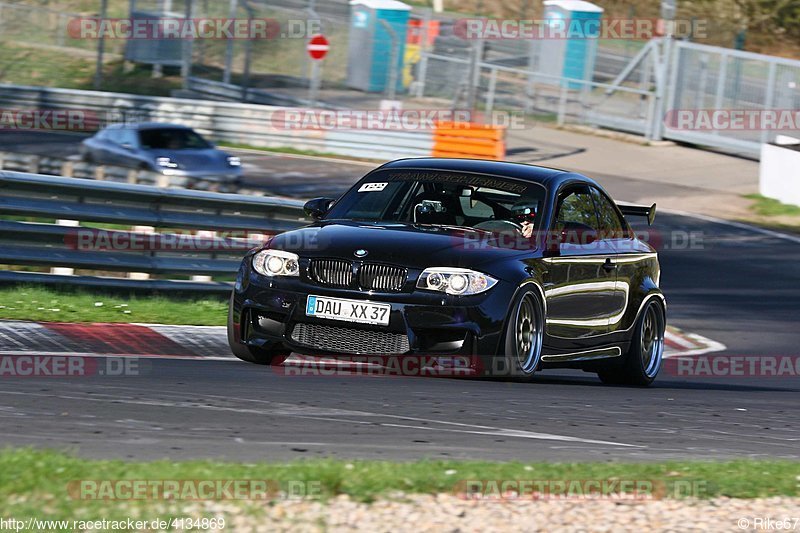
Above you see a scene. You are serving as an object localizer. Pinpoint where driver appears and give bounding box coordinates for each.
[510,202,537,238]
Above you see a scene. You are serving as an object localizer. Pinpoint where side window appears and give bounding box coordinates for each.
[591,188,625,239]
[119,129,138,148]
[105,129,123,144]
[555,187,600,232]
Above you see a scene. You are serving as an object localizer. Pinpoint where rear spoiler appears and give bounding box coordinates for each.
[618,202,657,225]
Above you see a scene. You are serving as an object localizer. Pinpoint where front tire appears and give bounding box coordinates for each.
[482,286,544,380]
[227,295,289,366]
[598,298,665,386]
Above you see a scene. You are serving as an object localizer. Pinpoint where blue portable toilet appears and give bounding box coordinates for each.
[538,0,604,89]
[347,0,411,93]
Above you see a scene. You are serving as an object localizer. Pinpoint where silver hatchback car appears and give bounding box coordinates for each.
[80,123,242,184]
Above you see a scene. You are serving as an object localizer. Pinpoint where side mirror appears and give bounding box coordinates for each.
[304,197,334,220]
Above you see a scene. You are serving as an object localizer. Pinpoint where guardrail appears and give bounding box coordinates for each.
[0,171,308,293]
[0,84,505,161]
[0,151,246,191]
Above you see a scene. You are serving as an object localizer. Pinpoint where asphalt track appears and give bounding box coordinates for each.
[1,134,799,462]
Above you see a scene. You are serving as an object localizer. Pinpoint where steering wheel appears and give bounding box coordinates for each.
[473,219,524,233]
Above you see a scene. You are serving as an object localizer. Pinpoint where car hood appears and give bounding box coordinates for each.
[145,148,230,169]
[268,220,539,269]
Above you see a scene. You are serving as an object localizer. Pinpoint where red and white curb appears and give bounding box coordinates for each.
[0,320,724,362]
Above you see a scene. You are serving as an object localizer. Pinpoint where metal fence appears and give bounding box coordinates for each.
[663,40,800,156]
[188,0,350,99]
[415,53,656,138]
[3,1,800,159]
[0,171,307,292]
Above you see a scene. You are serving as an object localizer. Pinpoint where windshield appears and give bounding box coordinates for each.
[325,169,546,232]
[138,128,211,150]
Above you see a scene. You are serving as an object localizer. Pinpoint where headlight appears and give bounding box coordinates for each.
[227,156,241,167]
[252,249,299,277]
[416,267,497,295]
[156,157,179,168]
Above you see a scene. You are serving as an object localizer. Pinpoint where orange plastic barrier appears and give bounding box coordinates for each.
[432,122,506,160]
[407,20,440,46]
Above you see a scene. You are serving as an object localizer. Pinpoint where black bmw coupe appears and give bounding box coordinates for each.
[228,158,666,386]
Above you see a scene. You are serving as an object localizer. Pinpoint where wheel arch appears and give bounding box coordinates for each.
[493,277,547,356]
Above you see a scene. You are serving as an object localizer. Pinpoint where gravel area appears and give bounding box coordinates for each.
[211,494,800,532]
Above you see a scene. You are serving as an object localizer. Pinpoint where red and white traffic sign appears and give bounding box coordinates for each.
[307,34,329,60]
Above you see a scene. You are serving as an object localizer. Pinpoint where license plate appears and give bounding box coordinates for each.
[305,295,391,326]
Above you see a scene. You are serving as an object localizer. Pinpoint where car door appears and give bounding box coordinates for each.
[590,187,632,334]
[104,128,139,167]
[92,128,122,165]
[590,187,655,334]
[542,184,619,344]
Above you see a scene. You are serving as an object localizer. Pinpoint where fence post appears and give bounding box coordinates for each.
[51,220,80,276]
[465,39,485,111]
[128,226,155,281]
[525,38,537,113]
[557,84,568,126]
[650,36,675,141]
[223,0,237,84]
[712,50,729,137]
[61,160,74,177]
[28,156,39,174]
[56,13,66,47]
[181,0,194,90]
[415,52,429,98]
[485,67,498,118]
[761,61,777,145]
[645,93,657,140]
[191,230,216,282]
[379,19,399,101]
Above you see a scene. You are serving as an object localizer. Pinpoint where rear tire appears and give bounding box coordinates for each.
[597,298,665,386]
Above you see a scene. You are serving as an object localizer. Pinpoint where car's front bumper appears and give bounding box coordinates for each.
[229,266,515,359]
[160,167,242,183]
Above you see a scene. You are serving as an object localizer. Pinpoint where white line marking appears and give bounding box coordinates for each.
[662,331,727,358]
[0,389,640,448]
[664,330,697,350]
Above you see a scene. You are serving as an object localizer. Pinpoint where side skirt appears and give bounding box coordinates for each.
[541,346,622,363]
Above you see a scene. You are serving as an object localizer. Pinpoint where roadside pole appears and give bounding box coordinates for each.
[93,0,108,90]
[307,34,329,106]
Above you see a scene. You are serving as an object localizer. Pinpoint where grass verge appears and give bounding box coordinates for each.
[740,194,800,235]
[744,194,800,217]
[0,286,227,325]
[0,449,798,522]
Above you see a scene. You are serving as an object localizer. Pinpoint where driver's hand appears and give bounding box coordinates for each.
[521,221,534,238]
